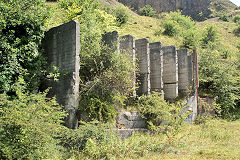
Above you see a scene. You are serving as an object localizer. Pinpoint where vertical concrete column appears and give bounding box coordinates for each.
[120,35,136,97]
[135,38,150,96]
[177,49,193,95]
[43,20,80,129]
[162,46,178,101]
[102,31,119,54]
[192,50,199,89]
[149,42,163,95]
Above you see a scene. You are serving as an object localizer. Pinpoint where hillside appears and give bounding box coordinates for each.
[118,0,237,21]
[46,0,240,53]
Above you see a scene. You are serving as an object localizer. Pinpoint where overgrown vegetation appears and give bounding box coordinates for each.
[0,0,50,93]
[0,85,66,159]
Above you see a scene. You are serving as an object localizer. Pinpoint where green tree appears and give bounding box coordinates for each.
[0,0,50,93]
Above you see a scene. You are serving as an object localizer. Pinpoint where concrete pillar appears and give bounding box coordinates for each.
[162,45,178,101]
[102,31,119,53]
[149,42,163,95]
[120,35,136,97]
[177,49,193,95]
[135,38,150,96]
[43,20,80,129]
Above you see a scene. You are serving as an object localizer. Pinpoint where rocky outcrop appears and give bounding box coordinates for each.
[117,0,236,20]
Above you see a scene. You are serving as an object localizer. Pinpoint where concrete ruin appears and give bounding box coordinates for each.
[42,22,198,130]
[42,20,80,129]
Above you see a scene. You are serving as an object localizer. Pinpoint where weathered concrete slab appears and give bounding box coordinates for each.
[135,38,150,96]
[102,31,119,53]
[43,20,80,129]
[162,46,178,100]
[163,83,178,100]
[177,49,193,95]
[120,35,136,97]
[150,42,163,94]
[162,46,178,83]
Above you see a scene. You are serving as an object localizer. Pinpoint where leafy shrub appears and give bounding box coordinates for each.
[201,26,218,46]
[0,0,50,93]
[0,87,67,159]
[139,5,156,17]
[137,92,171,126]
[113,6,130,26]
[168,11,195,30]
[233,15,240,23]
[181,29,199,50]
[234,25,240,37]
[137,92,189,136]
[162,11,195,37]
[162,21,180,36]
[219,14,230,22]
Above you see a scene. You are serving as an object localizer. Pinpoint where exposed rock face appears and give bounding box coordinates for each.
[117,0,236,20]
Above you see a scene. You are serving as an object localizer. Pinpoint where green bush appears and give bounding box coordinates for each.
[0,87,67,159]
[233,15,240,23]
[219,14,230,22]
[201,26,218,46]
[162,12,195,37]
[181,29,198,50]
[113,6,130,26]
[139,5,156,17]
[137,92,171,126]
[162,21,180,36]
[0,0,50,93]
[234,25,240,37]
[137,92,189,136]
[168,11,195,30]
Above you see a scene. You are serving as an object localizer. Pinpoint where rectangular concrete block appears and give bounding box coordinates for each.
[150,42,163,94]
[102,31,119,53]
[120,35,136,97]
[135,38,150,96]
[177,49,193,95]
[162,46,178,100]
[162,46,178,84]
[163,83,178,101]
[43,20,80,129]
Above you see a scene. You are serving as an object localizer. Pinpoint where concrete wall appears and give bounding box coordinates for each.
[177,49,193,95]
[120,35,136,97]
[162,46,178,101]
[149,42,163,94]
[135,38,151,96]
[42,20,80,129]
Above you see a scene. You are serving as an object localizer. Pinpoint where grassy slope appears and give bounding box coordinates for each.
[46,1,240,56]
[119,14,240,58]
[138,119,240,160]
